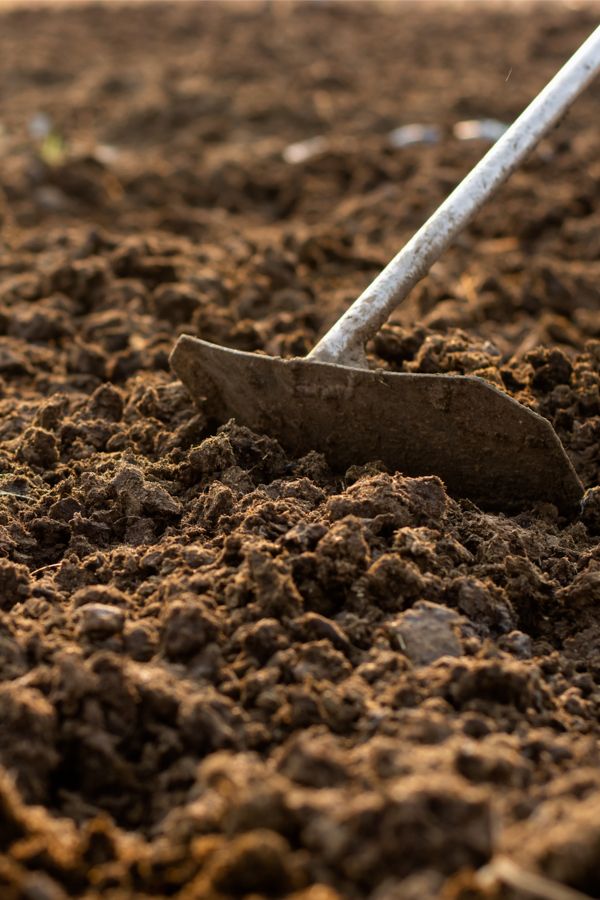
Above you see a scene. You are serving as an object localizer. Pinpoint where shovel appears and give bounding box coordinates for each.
[171,26,600,515]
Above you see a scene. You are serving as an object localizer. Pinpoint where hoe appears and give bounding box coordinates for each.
[171,27,600,515]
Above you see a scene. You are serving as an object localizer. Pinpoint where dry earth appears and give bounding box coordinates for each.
[0,2,600,898]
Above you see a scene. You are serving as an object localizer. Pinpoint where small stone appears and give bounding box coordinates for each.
[78,603,125,638]
[389,601,463,665]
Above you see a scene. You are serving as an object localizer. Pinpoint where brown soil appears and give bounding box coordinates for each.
[0,2,600,898]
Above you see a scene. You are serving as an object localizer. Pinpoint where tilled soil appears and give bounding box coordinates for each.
[1,2,600,898]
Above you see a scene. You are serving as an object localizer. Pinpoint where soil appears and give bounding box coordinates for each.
[0,2,600,898]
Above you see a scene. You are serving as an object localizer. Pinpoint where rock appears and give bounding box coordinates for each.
[78,603,125,638]
[389,601,463,665]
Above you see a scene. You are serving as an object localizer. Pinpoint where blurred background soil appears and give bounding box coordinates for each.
[0,2,600,898]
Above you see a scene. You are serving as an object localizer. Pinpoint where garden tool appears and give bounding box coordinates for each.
[171,26,600,513]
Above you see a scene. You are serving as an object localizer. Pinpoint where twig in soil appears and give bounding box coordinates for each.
[0,489,34,502]
[29,562,62,577]
[476,856,594,900]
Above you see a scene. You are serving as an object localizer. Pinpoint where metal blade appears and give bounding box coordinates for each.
[170,335,583,515]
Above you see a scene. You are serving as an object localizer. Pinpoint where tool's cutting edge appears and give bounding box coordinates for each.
[171,335,583,516]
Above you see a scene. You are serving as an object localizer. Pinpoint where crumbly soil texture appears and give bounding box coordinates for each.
[0,3,600,899]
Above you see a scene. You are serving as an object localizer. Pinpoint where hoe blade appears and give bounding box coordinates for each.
[171,335,583,515]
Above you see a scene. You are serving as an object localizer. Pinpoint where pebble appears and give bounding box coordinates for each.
[78,604,125,638]
[389,601,463,665]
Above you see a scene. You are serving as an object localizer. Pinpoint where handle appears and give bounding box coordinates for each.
[308,25,600,366]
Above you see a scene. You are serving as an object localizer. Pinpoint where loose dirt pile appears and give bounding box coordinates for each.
[0,2,600,898]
